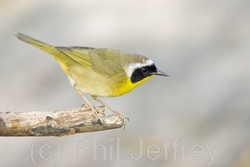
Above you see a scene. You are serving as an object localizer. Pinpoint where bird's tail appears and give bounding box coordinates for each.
[15,33,69,65]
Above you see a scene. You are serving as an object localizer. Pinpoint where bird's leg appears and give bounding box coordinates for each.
[74,88,103,124]
[91,96,129,122]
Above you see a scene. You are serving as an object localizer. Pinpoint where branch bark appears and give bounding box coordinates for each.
[0,105,125,136]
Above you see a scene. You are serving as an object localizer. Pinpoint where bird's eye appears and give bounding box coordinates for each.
[141,67,148,74]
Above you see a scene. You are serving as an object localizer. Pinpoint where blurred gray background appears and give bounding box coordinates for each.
[1,0,250,167]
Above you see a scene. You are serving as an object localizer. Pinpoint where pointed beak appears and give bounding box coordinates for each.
[152,69,169,77]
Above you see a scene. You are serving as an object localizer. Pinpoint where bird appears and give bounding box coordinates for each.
[16,33,168,123]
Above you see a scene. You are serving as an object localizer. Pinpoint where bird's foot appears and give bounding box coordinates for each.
[82,104,104,124]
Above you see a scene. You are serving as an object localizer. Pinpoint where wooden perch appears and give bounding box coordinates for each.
[0,105,125,136]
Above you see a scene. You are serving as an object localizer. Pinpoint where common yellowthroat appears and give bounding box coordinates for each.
[16,33,168,122]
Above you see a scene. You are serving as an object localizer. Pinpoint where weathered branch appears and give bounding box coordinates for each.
[0,105,125,136]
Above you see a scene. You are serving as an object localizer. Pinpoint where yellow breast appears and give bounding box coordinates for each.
[68,64,153,97]
[108,75,153,97]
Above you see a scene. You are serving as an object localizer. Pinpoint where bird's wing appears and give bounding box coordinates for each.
[56,47,124,77]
